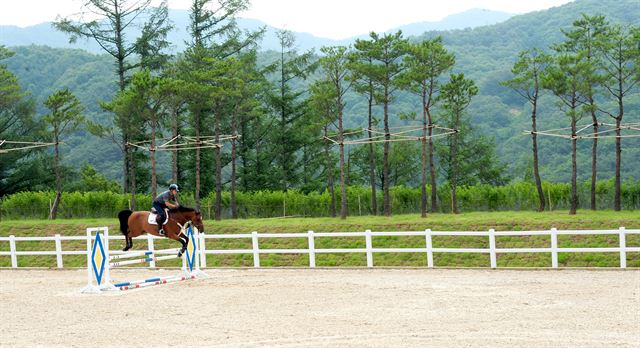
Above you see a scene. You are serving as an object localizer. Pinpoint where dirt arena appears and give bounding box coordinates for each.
[0,268,638,347]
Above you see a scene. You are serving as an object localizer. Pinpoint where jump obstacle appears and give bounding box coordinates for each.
[81,221,207,294]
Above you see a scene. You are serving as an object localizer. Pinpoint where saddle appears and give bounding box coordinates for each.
[148,208,170,225]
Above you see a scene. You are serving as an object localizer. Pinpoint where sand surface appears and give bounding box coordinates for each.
[0,268,638,347]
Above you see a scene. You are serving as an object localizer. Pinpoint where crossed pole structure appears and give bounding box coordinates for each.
[126,134,240,152]
[0,140,58,154]
[527,122,640,140]
[323,124,458,145]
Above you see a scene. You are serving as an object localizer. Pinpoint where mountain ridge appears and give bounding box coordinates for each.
[0,8,514,52]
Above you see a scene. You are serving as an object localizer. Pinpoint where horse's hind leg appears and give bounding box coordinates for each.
[123,235,133,251]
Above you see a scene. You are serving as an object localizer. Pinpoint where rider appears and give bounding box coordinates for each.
[152,184,180,236]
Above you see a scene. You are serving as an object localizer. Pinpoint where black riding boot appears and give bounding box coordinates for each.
[156,216,165,236]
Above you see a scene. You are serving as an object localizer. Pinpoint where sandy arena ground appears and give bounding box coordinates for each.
[0,268,638,347]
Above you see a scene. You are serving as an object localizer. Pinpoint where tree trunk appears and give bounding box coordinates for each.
[382,87,391,217]
[195,110,201,212]
[420,89,428,218]
[115,11,129,194]
[367,84,377,215]
[324,127,336,217]
[451,120,459,214]
[122,139,129,194]
[239,113,249,191]
[614,116,622,211]
[49,136,61,220]
[280,46,288,192]
[231,104,238,219]
[531,97,545,212]
[171,106,179,184]
[590,107,598,210]
[427,107,437,212]
[129,149,137,211]
[214,106,222,221]
[614,84,624,211]
[339,126,347,220]
[570,116,578,215]
[150,119,157,199]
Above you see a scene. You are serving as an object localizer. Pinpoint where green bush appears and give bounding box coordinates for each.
[1,179,638,219]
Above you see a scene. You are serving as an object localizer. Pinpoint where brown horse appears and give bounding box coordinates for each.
[117,206,204,257]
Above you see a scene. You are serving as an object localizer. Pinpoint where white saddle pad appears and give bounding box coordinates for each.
[148,209,170,225]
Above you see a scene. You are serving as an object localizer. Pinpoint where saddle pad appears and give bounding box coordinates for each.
[148,209,169,225]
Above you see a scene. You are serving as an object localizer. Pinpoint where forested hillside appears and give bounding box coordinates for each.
[1,0,638,218]
[4,0,638,184]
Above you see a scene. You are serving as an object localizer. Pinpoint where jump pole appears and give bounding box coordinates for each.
[81,222,207,294]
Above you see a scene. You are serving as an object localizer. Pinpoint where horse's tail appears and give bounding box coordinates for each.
[117,209,133,236]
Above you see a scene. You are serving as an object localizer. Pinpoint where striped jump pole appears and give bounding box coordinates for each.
[108,248,181,261]
[81,222,207,294]
[116,275,196,291]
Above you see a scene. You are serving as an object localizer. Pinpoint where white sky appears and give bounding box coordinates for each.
[1,0,575,39]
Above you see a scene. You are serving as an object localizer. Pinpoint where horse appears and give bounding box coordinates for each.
[117,206,204,257]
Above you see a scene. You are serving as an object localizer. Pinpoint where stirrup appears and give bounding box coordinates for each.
[159,228,165,236]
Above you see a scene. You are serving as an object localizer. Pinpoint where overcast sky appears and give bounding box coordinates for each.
[1,0,574,39]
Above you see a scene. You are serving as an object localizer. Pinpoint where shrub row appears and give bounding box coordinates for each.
[1,179,638,219]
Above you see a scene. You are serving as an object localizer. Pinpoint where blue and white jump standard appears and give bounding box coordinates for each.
[81,222,207,294]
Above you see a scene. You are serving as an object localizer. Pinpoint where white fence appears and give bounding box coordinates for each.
[1,228,639,269]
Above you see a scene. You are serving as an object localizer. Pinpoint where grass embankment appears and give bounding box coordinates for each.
[1,211,638,268]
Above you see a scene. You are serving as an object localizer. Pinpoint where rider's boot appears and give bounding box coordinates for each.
[156,216,165,236]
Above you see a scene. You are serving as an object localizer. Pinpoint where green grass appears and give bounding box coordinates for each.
[0,210,638,268]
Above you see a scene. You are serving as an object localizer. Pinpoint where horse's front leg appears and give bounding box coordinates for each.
[177,232,189,258]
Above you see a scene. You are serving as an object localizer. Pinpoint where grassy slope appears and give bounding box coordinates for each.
[1,211,638,268]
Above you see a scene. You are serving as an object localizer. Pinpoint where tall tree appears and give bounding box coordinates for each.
[0,47,46,195]
[309,80,338,217]
[399,37,455,216]
[55,0,171,194]
[596,23,639,211]
[437,73,478,214]
[184,0,261,211]
[225,53,262,219]
[158,66,189,185]
[543,52,592,215]
[268,29,316,191]
[352,31,407,216]
[317,46,352,219]
[561,14,607,210]
[43,89,85,219]
[501,48,552,212]
[349,38,380,215]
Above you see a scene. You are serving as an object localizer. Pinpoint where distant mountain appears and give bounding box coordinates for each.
[386,9,513,37]
[0,8,513,53]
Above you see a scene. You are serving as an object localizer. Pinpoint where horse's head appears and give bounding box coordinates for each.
[192,211,204,233]
[171,206,204,233]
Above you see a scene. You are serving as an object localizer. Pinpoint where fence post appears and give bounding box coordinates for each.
[619,227,626,269]
[9,235,17,268]
[55,234,63,268]
[147,234,156,268]
[252,231,260,268]
[551,228,558,268]
[199,232,207,268]
[425,229,433,268]
[365,229,373,267]
[308,230,316,268]
[489,229,497,269]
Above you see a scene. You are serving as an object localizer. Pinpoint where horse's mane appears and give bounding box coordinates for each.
[169,206,197,213]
